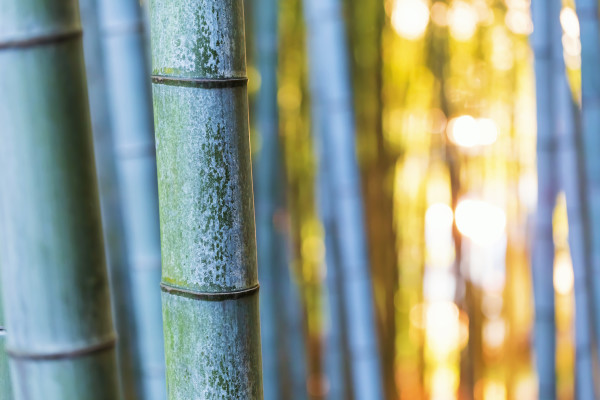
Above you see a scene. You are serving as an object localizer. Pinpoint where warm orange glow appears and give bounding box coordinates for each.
[426,302,461,358]
[391,0,430,40]
[554,252,574,296]
[448,115,499,148]
[484,381,507,400]
[455,199,506,246]
[448,1,478,41]
[483,318,506,349]
[425,203,455,268]
[430,366,458,400]
[560,7,580,38]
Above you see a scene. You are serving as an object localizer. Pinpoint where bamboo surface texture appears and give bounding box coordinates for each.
[0,0,121,398]
[303,0,384,398]
[150,0,263,397]
[98,0,166,397]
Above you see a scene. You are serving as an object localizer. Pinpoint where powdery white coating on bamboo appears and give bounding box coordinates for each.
[150,0,245,78]
[153,83,257,292]
[0,0,120,394]
[162,293,262,399]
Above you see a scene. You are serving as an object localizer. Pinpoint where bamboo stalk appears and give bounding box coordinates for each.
[79,0,146,397]
[530,2,558,398]
[551,0,596,398]
[0,0,121,397]
[149,0,263,397]
[318,157,352,400]
[0,284,12,400]
[97,0,166,397]
[251,0,307,398]
[302,0,384,398]
[574,0,600,371]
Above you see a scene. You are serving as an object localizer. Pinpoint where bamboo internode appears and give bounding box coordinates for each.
[0,0,120,397]
[150,0,263,397]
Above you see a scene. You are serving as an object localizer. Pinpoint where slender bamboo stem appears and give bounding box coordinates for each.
[0,0,121,397]
[79,0,146,397]
[98,0,166,397]
[574,0,600,373]
[303,0,384,398]
[149,0,263,397]
[551,0,596,398]
[318,160,352,400]
[530,2,558,398]
[252,0,307,398]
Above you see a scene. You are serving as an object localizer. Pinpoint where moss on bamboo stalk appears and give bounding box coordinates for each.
[150,0,263,397]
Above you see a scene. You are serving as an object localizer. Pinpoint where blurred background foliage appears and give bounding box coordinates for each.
[245,0,584,399]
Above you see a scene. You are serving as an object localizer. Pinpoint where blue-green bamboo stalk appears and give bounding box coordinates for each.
[530,2,557,398]
[98,0,166,397]
[252,0,307,398]
[0,284,12,399]
[317,156,351,400]
[303,0,384,398]
[550,0,596,398]
[574,0,600,370]
[0,0,121,398]
[79,0,146,397]
[149,0,263,397]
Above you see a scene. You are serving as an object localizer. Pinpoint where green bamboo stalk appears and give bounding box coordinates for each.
[149,0,263,398]
[79,0,146,397]
[97,0,166,396]
[0,0,121,398]
[0,284,12,399]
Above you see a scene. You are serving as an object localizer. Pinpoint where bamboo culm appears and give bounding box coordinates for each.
[98,0,166,396]
[530,2,558,398]
[318,152,352,400]
[251,0,307,398]
[551,0,596,398]
[0,284,12,399]
[0,0,121,398]
[79,0,146,397]
[149,0,264,397]
[574,0,600,372]
[303,0,384,398]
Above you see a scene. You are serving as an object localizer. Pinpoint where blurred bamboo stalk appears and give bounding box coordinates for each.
[98,0,166,397]
[346,1,399,398]
[318,140,353,400]
[150,0,263,397]
[551,0,596,399]
[79,0,146,397]
[0,0,121,397]
[252,0,307,397]
[0,286,11,399]
[303,0,384,398]
[530,1,558,398]
[574,0,600,372]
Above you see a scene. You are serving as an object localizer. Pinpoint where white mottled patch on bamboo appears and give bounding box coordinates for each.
[150,0,246,78]
[153,83,257,292]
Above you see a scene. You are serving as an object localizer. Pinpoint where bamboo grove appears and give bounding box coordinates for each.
[0,0,599,399]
